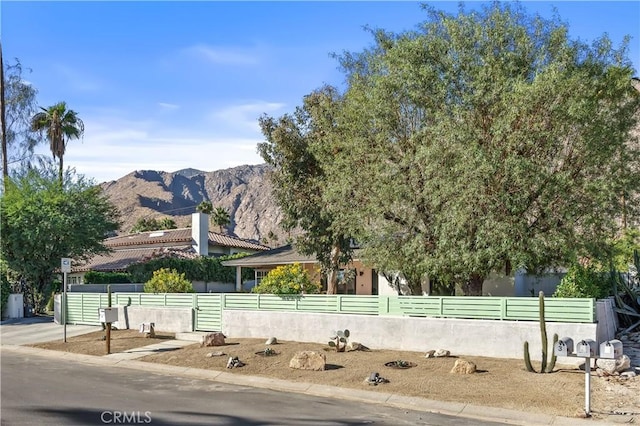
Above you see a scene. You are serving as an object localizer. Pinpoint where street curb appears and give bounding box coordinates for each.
[0,344,618,425]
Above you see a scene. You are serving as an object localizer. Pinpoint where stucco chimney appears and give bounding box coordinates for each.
[191,212,209,256]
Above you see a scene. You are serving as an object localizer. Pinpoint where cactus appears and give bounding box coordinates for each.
[524,291,557,373]
[328,329,350,352]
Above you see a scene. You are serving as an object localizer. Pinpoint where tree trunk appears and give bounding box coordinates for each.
[58,155,64,185]
[325,244,341,294]
[1,42,8,183]
[462,273,484,296]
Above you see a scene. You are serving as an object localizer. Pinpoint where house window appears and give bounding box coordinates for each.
[255,269,271,285]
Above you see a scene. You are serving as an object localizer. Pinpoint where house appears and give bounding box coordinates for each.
[68,213,270,285]
[221,244,387,294]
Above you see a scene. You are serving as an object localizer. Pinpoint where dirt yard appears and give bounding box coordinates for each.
[29,330,639,421]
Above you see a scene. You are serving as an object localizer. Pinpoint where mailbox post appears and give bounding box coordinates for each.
[98,307,118,354]
[554,337,624,417]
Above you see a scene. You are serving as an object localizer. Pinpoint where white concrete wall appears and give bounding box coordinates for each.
[222,310,599,362]
[115,306,193,333]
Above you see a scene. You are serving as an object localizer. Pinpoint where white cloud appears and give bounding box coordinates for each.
[211,101,286,132]
[52,64,103,92]
[185,44,261,65]
[46,114,265,183]
[158,102,180,110]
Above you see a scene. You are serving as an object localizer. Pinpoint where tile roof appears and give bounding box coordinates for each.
[208,232,270,251]
[221,244,317,267]
[74,246,197,272]
[73,228,270,273]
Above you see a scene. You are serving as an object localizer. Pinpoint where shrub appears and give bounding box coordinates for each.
[144,268,194,293]
[252,263,321,295]
[84,271,132,284]
[553,264,612,299]
[1,274,11,318]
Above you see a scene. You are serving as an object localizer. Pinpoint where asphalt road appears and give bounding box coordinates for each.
[0,351,504,426]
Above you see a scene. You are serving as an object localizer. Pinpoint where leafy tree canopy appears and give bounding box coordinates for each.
[258,86,355,294]
[1,56,41,179]
[0,166,121,310]
[330,2,640,294]
[130,217,177,233]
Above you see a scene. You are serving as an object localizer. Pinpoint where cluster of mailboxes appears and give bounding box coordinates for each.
[554,337,623,359]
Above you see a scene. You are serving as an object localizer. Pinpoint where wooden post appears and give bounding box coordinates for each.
[106,285,112,354]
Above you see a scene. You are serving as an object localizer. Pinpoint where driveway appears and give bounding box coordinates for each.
[0,316,101,346]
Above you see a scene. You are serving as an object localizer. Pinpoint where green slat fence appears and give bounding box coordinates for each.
[63,293,596,330]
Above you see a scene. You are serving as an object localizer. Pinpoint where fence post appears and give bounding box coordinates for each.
[501,298,507,320]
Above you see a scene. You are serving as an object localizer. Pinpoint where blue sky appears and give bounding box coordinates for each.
[3,1,639,183]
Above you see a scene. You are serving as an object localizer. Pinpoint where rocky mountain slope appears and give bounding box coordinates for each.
[99,164,287,246]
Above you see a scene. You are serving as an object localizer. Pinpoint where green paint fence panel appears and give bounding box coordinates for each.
[387,296,443,317]
[64,293,596,327]
[338,296,379,314]
[223,294,259,310]
[441,297,503,319]
[295,295,338,312]
[504,298,595,322]
[195,294,222,331]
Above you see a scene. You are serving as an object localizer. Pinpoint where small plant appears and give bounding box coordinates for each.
[252,263,322,295]
[384,360,416,369]
[263,347,276,356]
[328,329,350,352]
[143,268,194,293]
[524,291,557,373]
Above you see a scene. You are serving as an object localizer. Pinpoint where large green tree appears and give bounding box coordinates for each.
[333,3,640,295]
[258,86,354,294]
[0,166,120,310]
[1,50,40,182]
[31,101,84,184]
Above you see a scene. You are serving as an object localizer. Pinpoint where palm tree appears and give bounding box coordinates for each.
[31,101,84,184]
[211,206,230,233]
[196,201,213,214]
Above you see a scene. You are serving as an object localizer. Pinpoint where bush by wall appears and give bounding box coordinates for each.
[127,253,254,284]
[144,268,194,293]
[553,264,612,299]
[252,263,321,295]
[84,271,132,284]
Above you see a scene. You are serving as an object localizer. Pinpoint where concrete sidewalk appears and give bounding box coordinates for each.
[0,319,623,426]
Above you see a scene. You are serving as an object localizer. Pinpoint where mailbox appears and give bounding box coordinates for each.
[575,339,597,358]
[98,307,118,323]
[599,339,623,359]
[554,337,574,357]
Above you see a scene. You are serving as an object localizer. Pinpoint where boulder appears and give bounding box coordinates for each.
[265,337,278,345]
[201,332,226,347]
[206,351,226,358]
[424,350,436,358]
[289,351,326,371]
[347,342,369,352]
[450,359,477,374]
[434,349,450,357]
[597,355,631,375]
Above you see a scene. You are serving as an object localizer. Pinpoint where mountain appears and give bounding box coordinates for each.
[99,163,287,246]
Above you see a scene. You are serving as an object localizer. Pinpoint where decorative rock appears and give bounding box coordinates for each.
[347,342,369,351]
[226,356,244,368]
[265,337,278,345]
[206,351,226,358]
[364,372,389,385]
[434,349,450,357]
[450,359,477,374]
[289,351,326,371]
[424,350,436,358]
[620,370,637,378]
[597,355,631,375]
[201,332,226,347]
